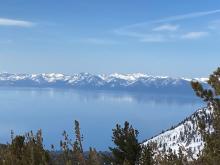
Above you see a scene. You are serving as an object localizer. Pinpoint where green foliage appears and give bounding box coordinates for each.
[138,144,154,165]
[0,130,50,165]
[109,121,141,165]
[59,120,86,165]
[153,147,188,165]
[74,120,84,153]
[87,147,101,165]
[191,67,220,164]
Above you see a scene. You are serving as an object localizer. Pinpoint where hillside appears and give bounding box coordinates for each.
[143,104,213,160]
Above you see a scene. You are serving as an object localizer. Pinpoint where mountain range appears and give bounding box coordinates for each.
[0,72,207,93]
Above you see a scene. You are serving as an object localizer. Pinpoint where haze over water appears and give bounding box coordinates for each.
[0,87,204,151]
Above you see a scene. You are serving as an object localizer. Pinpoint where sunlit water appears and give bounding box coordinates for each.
[0,87,204,151]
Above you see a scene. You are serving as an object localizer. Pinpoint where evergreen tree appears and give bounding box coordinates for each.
[191,67,220,164]
[87,147,101,165]
[74,120,84,153]
[0,130,50,165]
[138,144,154,165]
[60,120,86,165]
[109,121,141,165]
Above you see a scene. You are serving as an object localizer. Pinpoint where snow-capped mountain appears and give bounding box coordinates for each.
[0,72,207,93]
[143,105,213,160]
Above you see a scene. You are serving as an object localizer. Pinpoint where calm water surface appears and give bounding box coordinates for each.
[0,87,204,150]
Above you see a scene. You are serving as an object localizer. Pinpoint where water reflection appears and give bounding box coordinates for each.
[6,87,200,104]
[0,87,204,150]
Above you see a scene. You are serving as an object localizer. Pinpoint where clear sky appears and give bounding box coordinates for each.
[0,0,220,77]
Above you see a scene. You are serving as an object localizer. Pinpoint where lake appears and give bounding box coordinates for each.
[0,87,204,151]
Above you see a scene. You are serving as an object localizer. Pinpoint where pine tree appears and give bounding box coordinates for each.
[138,144,154,165]
[0,130,50,165]
[109,121,141,165]
[74,120,84,153]
[60,120,86,165]
[87,147,101,165]
[191,67,220,164]
[73,120,86,165]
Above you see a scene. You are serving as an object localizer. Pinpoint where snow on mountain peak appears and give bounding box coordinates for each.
[109,73,149,81]
[0,72,208,93]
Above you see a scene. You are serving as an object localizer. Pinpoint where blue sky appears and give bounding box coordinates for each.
[0,0,220,77]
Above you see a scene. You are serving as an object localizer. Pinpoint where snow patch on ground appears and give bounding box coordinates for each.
[143,106,213,159]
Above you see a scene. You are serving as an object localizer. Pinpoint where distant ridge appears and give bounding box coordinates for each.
[0,72,207,93]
